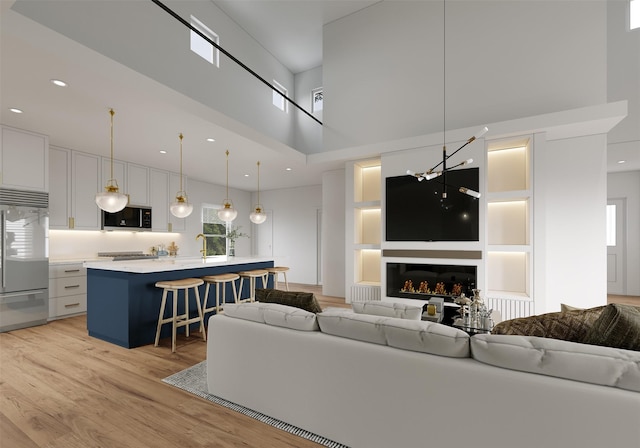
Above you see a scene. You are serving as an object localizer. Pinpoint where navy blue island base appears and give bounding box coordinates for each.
[86,260,274,348]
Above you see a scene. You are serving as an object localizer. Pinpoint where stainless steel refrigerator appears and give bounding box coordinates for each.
[0,188,49,332]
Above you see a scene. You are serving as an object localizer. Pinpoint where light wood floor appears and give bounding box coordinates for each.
[0,283,346,448]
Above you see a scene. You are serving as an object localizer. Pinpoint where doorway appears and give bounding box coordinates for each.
[607,198,626,295]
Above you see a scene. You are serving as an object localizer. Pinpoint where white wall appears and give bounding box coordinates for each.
[294,66,323,154]
[608,170,640,296]
[607,0,640,160]
[535,134,609,312]
[257,185,322,285]
[323,0,607,152]
[321,169,345,297]
[13,0,297,149]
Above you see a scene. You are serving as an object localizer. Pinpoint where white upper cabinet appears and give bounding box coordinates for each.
[0,126,49,192]
[71,151,101,230]
[126,163,150,206]
[149,169,169,232]
[49,146,72,229]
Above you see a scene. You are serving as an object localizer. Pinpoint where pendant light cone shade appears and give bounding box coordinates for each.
[218,150,237,222]
[96,109,128,213]
[170,133,193,218]
[250,161,267,224]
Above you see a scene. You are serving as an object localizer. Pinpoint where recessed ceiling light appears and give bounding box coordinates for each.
[51,79,67,87]
[617,160,626,164]
[9,108,23,114]
[244,174,250,177]
[206,138,215,142]
[285,167,292,171]
[159,150,167,154]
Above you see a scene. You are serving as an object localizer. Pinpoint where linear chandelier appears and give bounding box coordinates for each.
[407,0,486,201]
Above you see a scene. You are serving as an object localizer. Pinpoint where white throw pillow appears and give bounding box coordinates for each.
[223,302,319,331]
[471,334,640,392]
[352,301,423,320]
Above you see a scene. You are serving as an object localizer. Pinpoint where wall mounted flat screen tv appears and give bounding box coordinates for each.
[385,168,479,242]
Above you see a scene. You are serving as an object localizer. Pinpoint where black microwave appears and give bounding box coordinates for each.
[102,206,152,231]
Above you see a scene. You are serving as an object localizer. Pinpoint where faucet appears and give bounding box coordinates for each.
[196,233,207,261]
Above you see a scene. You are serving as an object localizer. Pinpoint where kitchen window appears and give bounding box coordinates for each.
[202,205,227,255]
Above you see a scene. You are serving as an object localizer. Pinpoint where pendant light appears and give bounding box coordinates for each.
[406,0,486,200]
[169,133,193,218]
[217,150,238,222]
[249,161,267,224]
[95,109,128,213]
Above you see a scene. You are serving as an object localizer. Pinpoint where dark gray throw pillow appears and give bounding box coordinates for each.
[255,288,323,313]
[582,304,640,351]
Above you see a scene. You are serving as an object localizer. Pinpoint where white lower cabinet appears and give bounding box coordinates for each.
[49,263,87,319]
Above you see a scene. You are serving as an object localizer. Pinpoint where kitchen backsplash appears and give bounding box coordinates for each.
[49,230,186,260]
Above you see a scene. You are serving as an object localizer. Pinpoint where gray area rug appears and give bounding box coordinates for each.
[162,361,349,448]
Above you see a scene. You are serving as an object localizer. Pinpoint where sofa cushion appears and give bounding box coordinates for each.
[383,318,470,358]
[223,302,319,331]
[491,306,605,343]
[583,304,640,351]
[471,334,640,392]
[352,301,422,320]
[255,288,323,313]
[317,309,470,358]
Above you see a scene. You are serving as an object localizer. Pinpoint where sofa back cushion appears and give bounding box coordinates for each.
[317,309,470,358]
[223,302,319,331]
[352,301,423,320]
[471,334,640,392]
[255,288,323,313]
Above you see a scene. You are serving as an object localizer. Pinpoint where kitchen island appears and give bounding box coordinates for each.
[84,256,274,348]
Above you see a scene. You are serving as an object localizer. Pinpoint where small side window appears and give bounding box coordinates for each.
[190,15,219,67]
[272,80,288,112]
[311,87,323,113]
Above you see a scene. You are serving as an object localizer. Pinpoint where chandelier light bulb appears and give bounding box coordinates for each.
[459,187,481,199]
[425,171,442,181]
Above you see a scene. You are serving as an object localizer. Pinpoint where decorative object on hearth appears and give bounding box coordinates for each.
[170,133,193,218]
[249,161,267,224]
[217,150,238,222]
[406,0,486,202]
[95,109,128,213]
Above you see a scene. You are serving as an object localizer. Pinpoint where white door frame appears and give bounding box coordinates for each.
[607,198,626,295]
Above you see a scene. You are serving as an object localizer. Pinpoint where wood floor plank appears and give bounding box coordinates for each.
[0,284,345,448]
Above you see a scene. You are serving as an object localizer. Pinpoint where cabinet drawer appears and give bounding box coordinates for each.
[49,264,86,278]
[55,294,87,317]
[50,276,87,297]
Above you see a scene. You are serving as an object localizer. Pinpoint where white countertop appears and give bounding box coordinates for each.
[83,256,274,274]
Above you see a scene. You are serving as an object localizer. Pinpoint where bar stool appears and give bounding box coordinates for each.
[154,278,206,353]
[237,269,269,303]
[202,273,240,314]
[267,266,290,291]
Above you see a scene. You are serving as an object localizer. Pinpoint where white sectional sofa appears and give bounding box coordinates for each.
[206,302,640,448]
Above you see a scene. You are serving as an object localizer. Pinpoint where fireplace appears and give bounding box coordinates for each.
[386,262,477,302]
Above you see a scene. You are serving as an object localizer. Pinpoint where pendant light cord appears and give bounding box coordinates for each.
[109,108,115,180]
[256,161,261,204]
[225,150,230,199]
[179,133,184,191]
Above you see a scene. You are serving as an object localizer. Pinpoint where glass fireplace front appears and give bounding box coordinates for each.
[386,263,477,302]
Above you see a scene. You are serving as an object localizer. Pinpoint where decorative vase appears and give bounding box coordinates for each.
[229,242,235,257]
